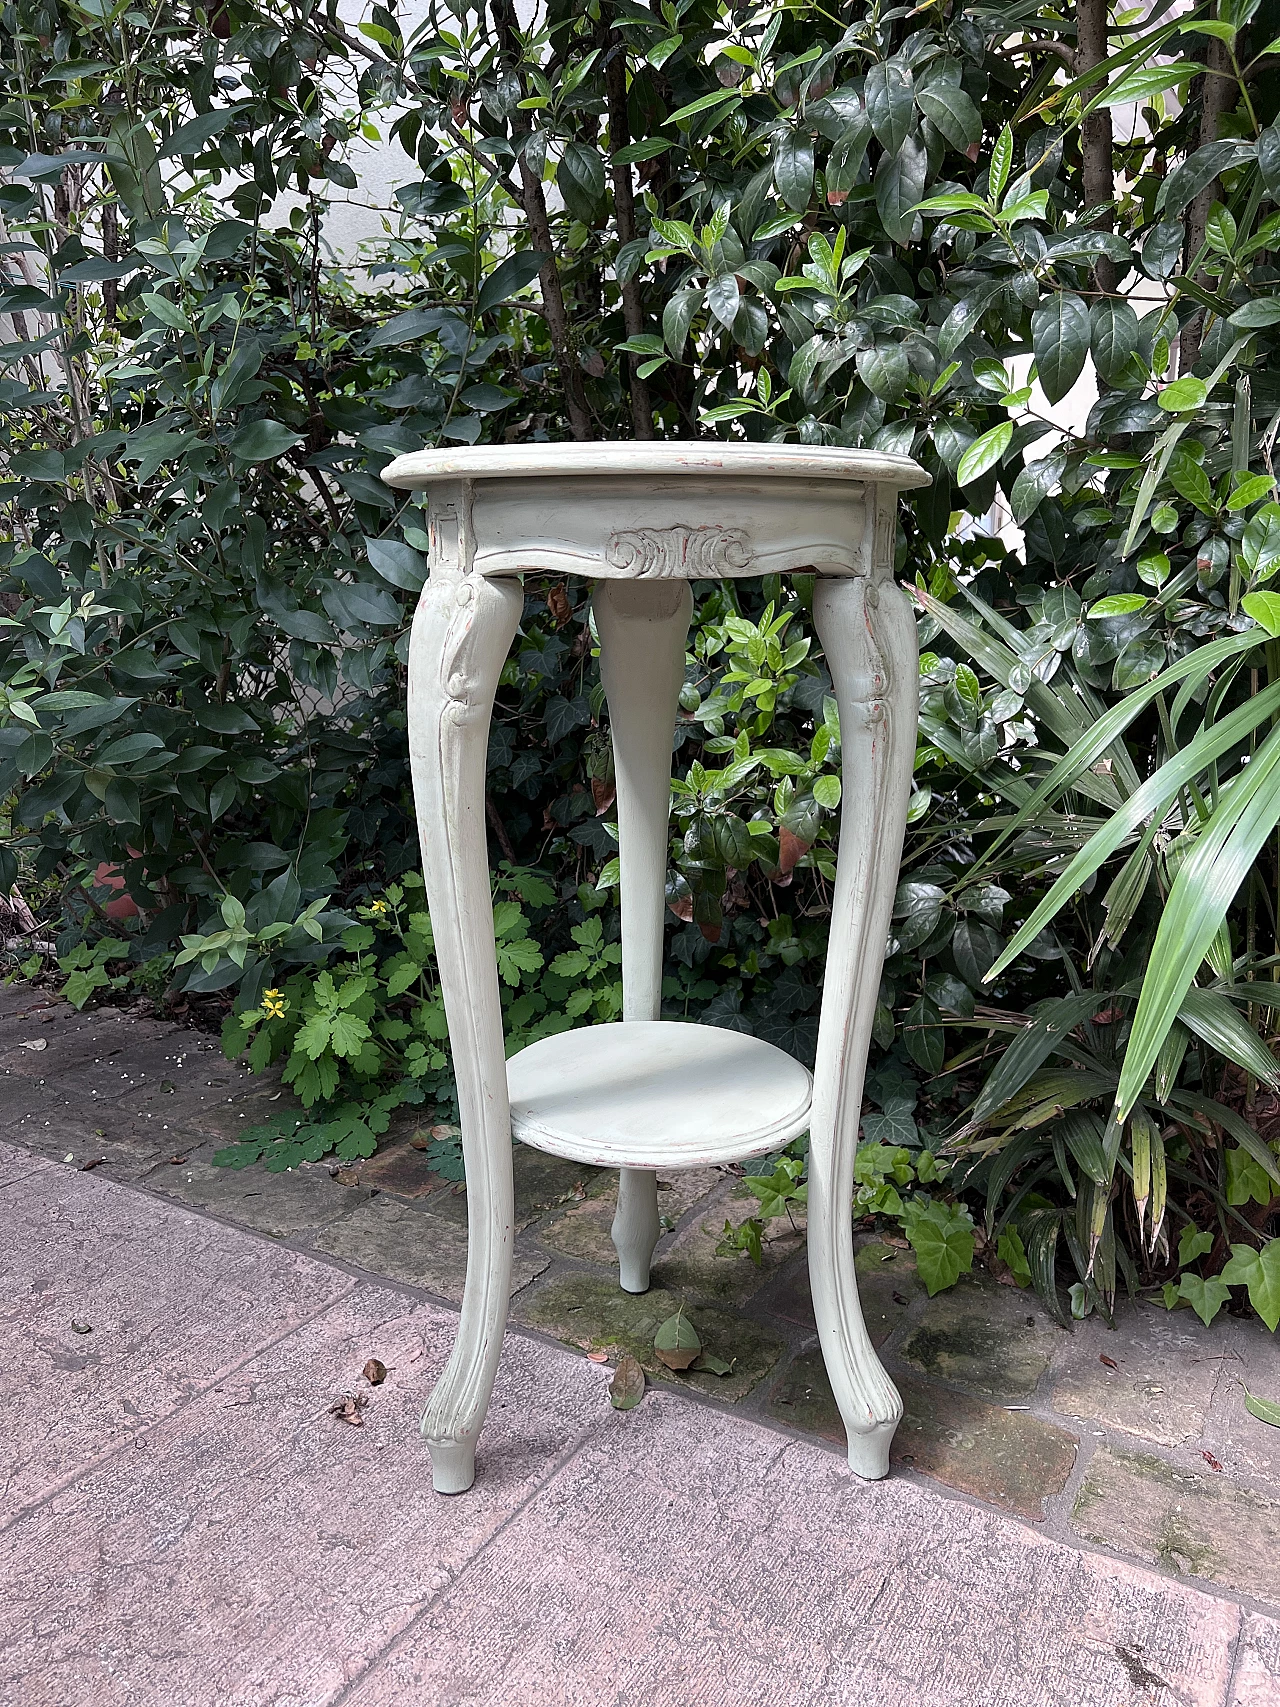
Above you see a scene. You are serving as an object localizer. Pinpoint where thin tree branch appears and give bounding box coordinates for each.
[605,33,653,439]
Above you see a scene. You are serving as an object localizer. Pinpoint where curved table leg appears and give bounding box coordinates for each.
[808,565,917,1478]
[409,568,523,1494]
[593,577,693,1293]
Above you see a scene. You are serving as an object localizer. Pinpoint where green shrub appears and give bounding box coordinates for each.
[2,0,1280,1326]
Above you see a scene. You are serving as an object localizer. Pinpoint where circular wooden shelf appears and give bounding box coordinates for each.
[506,1020,813,1170]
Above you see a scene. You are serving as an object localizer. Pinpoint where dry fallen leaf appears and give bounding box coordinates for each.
[1202,1449,1224,1472]
[71,1321,92,1335]
[362,1358,387,1386]
[409,1131,430,1151]
[546,584,571,628]
[80,1157,106,1171]
[653,1310,701,1371]
[333,1168,360,1187]
[1100,1354,1119,1371]
[329,1393,369,1427]
[609,1354,645,1411]
[585,1349,609,1364]
[168,1154,187,1165]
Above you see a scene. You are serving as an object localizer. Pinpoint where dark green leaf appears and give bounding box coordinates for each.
[865,60,914,154]
[1032,293,1090,405]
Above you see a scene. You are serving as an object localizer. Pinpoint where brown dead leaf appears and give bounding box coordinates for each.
[591,776,616,816]
[1100,1354,1119,1371]
[80,1157,106,1171]
[585,1349,609,1364]
[362,1358,387,1386]
[609,1354,645,1411]
[333,1167,360,1186]
[1201,1449,1224,1472]
[329,1393,369,1427]
[168,1154,187,1165]
[409,1132,430,1151]
[777,827,810,876]
[430,1123,460,1141]
[546,584,571,628]
[667,892,694,922]
[580,348,606,378]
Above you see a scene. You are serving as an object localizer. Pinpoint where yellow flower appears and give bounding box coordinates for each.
[261,989,288,1019]
[367,897,390,918]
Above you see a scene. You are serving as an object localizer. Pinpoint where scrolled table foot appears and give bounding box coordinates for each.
[423,1430,477,1495]
[845,1416,898,1482]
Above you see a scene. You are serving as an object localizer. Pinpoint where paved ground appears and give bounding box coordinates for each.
[3,984,1280,1704]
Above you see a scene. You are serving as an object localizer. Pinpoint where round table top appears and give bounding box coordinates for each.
[381,441,930,491]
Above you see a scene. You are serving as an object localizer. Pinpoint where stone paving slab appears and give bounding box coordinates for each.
[1051,1304,1232,1448]
[0,1147,355,1517]
[5,993,1280,1639]
[314,1194,550,1301]
[0,1287,605,1707]
[1072,1443,1280,1605]
[765,1348,1079,1521]
[1229,1613,1280,1705]
[343,1392,1242,1707]
[0,1133,1268,1707]
[0,1136,51,1186]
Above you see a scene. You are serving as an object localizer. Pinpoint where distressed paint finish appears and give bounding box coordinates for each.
[408,501,523,1495]
[807,487,918,1478]
[594,578,692,1292]
[391,444,927,1492]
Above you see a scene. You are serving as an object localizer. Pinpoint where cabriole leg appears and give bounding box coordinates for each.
[807,565,917,1478]
[409,567,522,1494]
[593,577,693,1294]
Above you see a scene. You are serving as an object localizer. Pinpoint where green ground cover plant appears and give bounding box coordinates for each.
[3,0,1280,1325]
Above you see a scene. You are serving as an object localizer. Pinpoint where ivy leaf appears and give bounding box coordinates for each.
[1177,1272,1232,1327]
[1031,293,1090,404]
[902,1201,975,1295]
[1220,1241,1280,1331]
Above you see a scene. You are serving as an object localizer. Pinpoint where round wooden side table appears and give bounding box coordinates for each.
[379,443,929,1493]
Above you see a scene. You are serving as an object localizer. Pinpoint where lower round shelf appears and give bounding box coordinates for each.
[506,1019,813,1170]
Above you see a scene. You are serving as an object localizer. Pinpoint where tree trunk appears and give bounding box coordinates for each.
[1180,35,1234,373]
[1076,0,1117,298]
